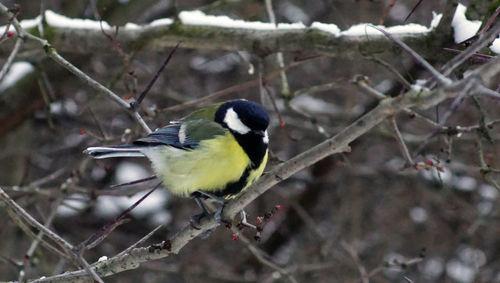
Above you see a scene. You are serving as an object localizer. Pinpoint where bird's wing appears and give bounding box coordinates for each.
[134,119,227,149]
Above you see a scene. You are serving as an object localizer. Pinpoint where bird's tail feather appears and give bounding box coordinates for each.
[84,145,145,159]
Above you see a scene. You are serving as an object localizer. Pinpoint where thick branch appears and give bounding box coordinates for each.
[0,15,445,59]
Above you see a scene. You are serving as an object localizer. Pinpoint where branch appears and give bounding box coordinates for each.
[0,3,152,134]
[0,10,444,59]
[389,116,414,167]
[158,55,321,113]
[30,53,500,283]
[0,187,75,253]
[0,36,23,83]
[265,0,291,98]
[234,229,298,283]
[369,24,451,86]
[441,20,500,77]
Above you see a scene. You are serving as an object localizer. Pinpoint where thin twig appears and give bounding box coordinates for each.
[341,241,369,283]
[442,47,493,63]
[353,74,440,128]
[5,207,70,261]
[441,21,500,77]
[0,36,22,83]
[0,6,16,42]
[265,0,290,98]
[389,116,414,167]
[75,256,104,283]
[476,84,500,100]
[478,5,500,36]
[46,42,151,133]
[115,224,164,258]
[414,79,476,156]
[88,107,109,140]
[352,75,387,99]
[0,187,107,282]
[158,55,321,113]
[365,256,423,281]
[0,4,152,134]
[131,110,152,134]
[109,175,157,189]
[368,25,452,86]
[261,71,285,127]
[366,56,412,89]
[28,168,67,188]
[0,187,75,253]
[21,196,63,279]
[443,135,453,163]
[403,0,424,22]
[380,0,396,25]
[44,47,129,108]
[80,182,161,250]
[235,229,298,283]
[135,42,181,106]
[100,22,138,96]
[476,131,500,191]
[293,80,343,98]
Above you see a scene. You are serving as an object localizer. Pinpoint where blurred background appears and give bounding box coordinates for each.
[1,0,499,282]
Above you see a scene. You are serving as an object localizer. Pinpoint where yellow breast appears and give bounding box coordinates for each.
[245,150,268,190]
[153,132,253,197]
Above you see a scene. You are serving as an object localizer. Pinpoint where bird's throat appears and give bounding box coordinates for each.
[232,133,268,169]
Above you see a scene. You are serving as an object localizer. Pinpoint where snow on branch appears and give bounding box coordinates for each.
[0,9,449,58]
[2,5,498,59]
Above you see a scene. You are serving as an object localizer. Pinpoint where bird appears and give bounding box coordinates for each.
[84,99,270,222]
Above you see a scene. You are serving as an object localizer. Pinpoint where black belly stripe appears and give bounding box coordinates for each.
[212,166,252,198]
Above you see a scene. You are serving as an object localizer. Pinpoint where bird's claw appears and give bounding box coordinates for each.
[189,212,206,230]
[214,205,231,227]
[190,205,231,230]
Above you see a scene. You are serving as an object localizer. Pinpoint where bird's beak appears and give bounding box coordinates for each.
[252,130,265,137]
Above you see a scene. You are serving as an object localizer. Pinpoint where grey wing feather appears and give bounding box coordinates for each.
[84,119,225,159]
[84,145,145,159]
[134,123,198,149]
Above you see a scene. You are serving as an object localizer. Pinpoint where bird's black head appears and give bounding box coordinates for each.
[215,99,270,136]
[215,99,270,167]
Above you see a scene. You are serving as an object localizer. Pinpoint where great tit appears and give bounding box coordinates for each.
[84,99,269,201]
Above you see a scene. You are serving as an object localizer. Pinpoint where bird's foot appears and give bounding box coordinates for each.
[190,192,230,229]
[214,204,231,228]
[189,212,207,230]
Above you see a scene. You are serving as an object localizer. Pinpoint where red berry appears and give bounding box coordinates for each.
[426,159,434,166]
[116,43,121,47]
[231,234,238,240]
[280,121,285,127]
[485,153,493,164]
[255,217,262,223]
[7,31,13,37]
[275,205,282,210]
[124,95,131,101]
[79,129,86,135]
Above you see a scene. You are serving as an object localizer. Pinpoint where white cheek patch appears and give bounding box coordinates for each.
[224,108,251,134]
[263,130,269,144]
